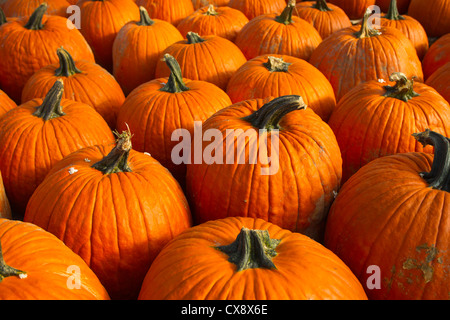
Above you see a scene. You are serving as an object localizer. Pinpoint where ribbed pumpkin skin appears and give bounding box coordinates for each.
[422,33,450,80]
[309,26,423,101]
[328,0,376,20]
[154,35,247,90]
[0,90,17,118]
[294,1,352,39]
[407,0,450,38]
[0,14,95,103]
[192,0,230,10]
[0,218,110,300]
[2,0,70,17]
[324,152,450,300]
[0,172,11,219]
[113,17,183,96]
[425,63,450,104]
[21,59,125,129]
[24,144,192,300]
[138,217,367,300]
[116,78,232,184]
[234,13,322,61]
[177,5,249,42]
[226,54,336,121]
[228,0,287,20]
[77,0,140,72]
[0,98,115,218]
[136,0,194,25]
[186,97,342,240]
[328,79,450,183]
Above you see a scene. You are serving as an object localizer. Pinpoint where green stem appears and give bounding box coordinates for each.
[215,228,281,272]
[24,3,47,30]
[159,54,190,93]
[33,79,66,121]
[186,32,205,44]
[263,56,292,72]
[137,6,154,26]
[412,129,450,192]
[313,0,332,12]
[0,7,7,26]
[55,47,82,77]
[242,95,307,131]
[383,72,420,102]
[355,7,381,38]
[92,130,133,174]
[384,0,405,20]
[204,4,218,16]
[275,0,296,25]
[0,240,26,282]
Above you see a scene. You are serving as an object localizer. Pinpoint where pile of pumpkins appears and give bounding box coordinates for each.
[0,0,449,300]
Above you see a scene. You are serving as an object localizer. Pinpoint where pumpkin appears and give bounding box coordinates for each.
[185,95,342,241]
[22,47,125,129]
[77,0,140,72]
[0,89,17,118]
[324,129,450,299]
[24,130,192,300]
[407,0,450,38]
[227,0,287,20]
[0,173,11,219]
[154,32,246,90]
[2,0,70,17]
[425,62,450,104]
[328,72,450,183]
[0,80,115,219]
[0,3,95,103]
[235,0,322,61]
[0,218,110,300]
[294,0,352,40]
[112,6,184,96]
[177,5,249,42]
[379,0,429,60]
[226,54,336,121]
[192,0,230,10]
[117,54,232,185]
[136,0,195,26]
[376,0,410,13]
[138,216,368,300]
[309,8,423,101]
[422,33,450,80]
[328,0,376,20]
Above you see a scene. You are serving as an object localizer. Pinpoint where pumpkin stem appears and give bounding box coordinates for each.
[0,240,26,282]
[204,4,218,16]
[55,47,82,77]
[263,56,292,72]
[159,54,190,93]
[275,0,296,25]
[355,7,381,38]
[412,129,450,192]
[216,227,281,272]
[92,129,133,174]
[384,0,405,20]
[186,31,205,44]
[0,7,7,26]
[33,79,66,121]
[137,6,154,26]
[383,72,420,102]
[313,0,332,12]
[24,3,47,30]
[242,95,307,130]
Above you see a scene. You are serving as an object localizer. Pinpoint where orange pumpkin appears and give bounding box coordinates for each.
[154,32,247,90]
[328,0,376,20]
[186,95,342,241]
[138,216,368,300]
[422,33,450,80]
[117,54,232,185]
[0,3,95,103]
[136,0,194,26]
[227,0,287,20]
[226,54,336,121]
[0,80,115,219]
[112,6,184,96]
[0,218,110,300]
[0,173,11,219]
[309,8,423,101]
[77,0,140,72]
[324,130,450,299]
[0,89,17,118]
[22,47,125,129]
[294,0,352,39]
[235,0,322,61]
[2,0,70,17]
[177,5,249,42]
[407,0,450,38]
[24,130,192,300]
[192,0,230,10]
[426,62,450,104]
